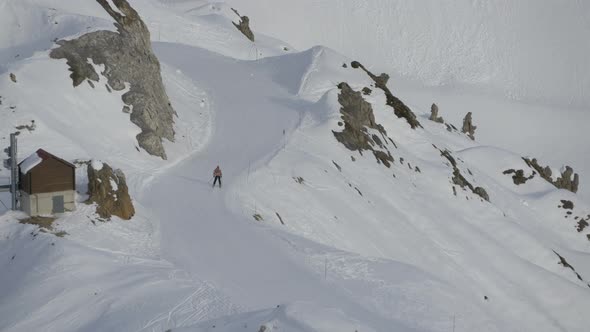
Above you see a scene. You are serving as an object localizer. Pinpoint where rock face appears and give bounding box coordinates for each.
[429,103,444,123]
[50,0,176,159]
[523,158,580,193]
[333,82,394,167]
[461,112,476,140]
[86,161,135,220]
[350,61,421,129]
[231,8,255,42]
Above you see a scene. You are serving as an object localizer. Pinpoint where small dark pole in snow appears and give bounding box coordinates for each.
[247,161,251,183]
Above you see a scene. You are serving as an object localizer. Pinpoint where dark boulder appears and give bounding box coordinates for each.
[87,161,135,220]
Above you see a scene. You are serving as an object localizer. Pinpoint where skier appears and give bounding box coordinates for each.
[212,165,222,188]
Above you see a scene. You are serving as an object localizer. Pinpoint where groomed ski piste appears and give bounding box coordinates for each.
[1,0,590,331]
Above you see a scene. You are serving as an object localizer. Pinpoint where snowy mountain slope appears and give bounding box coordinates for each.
[1,0,590,331]
[224,0,590,200]
[232,48,590,331]
[225,0,590,109]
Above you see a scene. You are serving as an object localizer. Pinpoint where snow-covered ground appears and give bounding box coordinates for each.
[1,0,589,331]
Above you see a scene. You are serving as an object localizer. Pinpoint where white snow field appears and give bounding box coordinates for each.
[0,0,589,331]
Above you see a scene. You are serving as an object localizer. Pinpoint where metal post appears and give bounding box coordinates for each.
[10,133,18,210]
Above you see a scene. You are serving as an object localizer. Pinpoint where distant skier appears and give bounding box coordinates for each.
[212,165,222,188]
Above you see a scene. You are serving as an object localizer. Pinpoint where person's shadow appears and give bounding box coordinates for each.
[172,174,213,188]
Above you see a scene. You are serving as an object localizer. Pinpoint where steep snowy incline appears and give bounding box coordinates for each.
[141,43,414,331]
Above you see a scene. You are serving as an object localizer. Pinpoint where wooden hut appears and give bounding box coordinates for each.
[19,149,76,216]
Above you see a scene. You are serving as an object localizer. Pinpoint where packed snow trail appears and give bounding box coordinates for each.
[141,43,407,330]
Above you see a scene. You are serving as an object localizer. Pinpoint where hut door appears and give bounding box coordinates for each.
[52,195,64,214]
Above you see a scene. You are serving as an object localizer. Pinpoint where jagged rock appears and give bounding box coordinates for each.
[231,8,255,42]
[462,112,476,140]
[445,123,458,132]
[577,220,589,232]
[451,168,469,187]
[15,120,36,132]
[350,61,421,129]
[503,169,535,185]
[332,160,342,172]
[553,250,586,283]
[523,158,552,181]
[473,187,490,201]
[333,82,394,167]
[9,73,17,83]
[86,161,135,220]
[440,149,490,202]
[523,158,580,193]
[577,218,589,232]
[560,200,574,210]
[362,87,372,95]
[50,0,176,159]
[556,167,579,193]
[429,103,444,123]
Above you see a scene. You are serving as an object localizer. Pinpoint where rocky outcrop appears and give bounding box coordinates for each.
[523,158,580,193]
[86,161,135,220]
[333,82,394,167]
[15,120,36,132]
[429,103,444,123]
[553,250,589,287]
[440,149,490,202]
[577,218,589,233]
[461,112,476,140]
[50,0,176,159]
[503,169,535,185]
[231,8,255,42]
[350,61,421,129]
[556,167,579,193]
[560,200,574,210]
[9,73,17,83]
